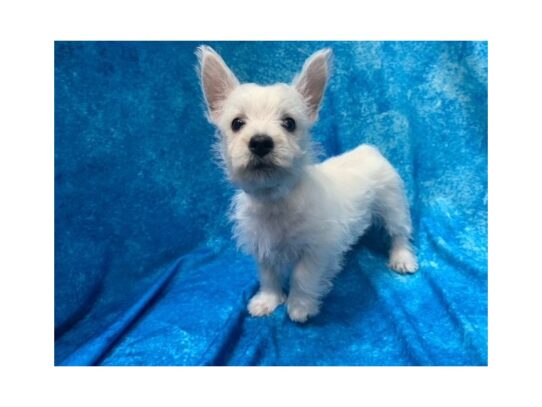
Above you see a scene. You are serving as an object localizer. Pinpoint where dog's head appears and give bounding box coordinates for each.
[197,46,331,196]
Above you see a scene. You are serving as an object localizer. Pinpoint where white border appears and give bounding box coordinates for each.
[1,0,541,406]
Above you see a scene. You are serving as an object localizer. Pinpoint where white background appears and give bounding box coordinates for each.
[0,1,541,406]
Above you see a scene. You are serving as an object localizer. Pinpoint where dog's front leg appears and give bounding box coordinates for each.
[287,252,337,323]
[247,263,286,317]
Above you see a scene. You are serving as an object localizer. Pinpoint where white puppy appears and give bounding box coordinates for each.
[198,46,418,323]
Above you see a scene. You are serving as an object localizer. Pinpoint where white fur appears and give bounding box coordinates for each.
[198,46,418,323]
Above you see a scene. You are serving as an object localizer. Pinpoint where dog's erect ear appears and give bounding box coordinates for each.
[292,48,332,122]
[197,46,240,123]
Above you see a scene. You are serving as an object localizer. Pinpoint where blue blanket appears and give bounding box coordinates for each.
[55,41,487,366]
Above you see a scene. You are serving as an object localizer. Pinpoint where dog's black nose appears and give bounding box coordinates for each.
[249,134,274,157]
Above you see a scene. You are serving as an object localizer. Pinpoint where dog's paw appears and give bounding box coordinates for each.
[388,248,419,274]
[286,298,319,323]
[247,291,285,317]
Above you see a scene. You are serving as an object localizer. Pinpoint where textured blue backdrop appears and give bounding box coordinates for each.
[55,41,487,366]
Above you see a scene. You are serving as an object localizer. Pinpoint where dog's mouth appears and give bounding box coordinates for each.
[246,158,277,172]
[251,162,272,170]
[235,156,298,194]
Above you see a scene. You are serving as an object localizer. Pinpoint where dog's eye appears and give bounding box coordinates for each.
[231,118,245,132]
[281,117,296,132]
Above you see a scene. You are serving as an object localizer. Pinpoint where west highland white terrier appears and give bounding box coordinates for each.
[197,46,418,323]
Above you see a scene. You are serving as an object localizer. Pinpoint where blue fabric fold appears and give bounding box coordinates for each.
[55,41,487,366]
[60,256,185,366]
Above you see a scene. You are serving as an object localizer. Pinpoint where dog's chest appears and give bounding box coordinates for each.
[234,195,310,262]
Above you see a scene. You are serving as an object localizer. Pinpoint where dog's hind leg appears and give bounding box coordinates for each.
[373,171,419,274]
[388,235,418,274]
